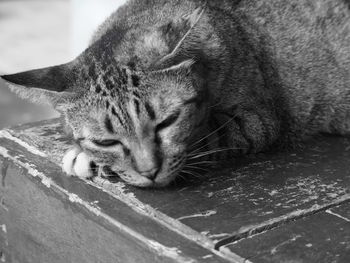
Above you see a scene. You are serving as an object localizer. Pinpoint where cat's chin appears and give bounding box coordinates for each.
[121,173,176,188]
[123,177,174,188]
[121,179,166,188]
[111,165,179,188]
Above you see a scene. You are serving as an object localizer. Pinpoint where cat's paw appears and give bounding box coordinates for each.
[62,147,95,179]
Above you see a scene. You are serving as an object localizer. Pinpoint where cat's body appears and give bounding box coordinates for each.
[2,0,350,187]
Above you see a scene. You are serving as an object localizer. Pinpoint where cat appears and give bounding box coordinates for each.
[1,0,350,187]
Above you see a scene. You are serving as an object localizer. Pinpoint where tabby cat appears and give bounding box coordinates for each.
[2,0,350,187]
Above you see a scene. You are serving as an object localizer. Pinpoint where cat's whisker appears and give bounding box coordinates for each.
[188,139,214,155]
[176,173,186,181]
[186,160,217,166]
[188,159,218,163]
[184,163,210,169]
[188,147,239,157]
[188,132,227,155]
[183,165,210,173]
[188,147,242,159]
[180,169,202,178]
[209,100,223,108]
[188,116,236,149]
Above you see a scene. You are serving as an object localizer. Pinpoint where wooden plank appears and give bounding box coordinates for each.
[113,136,350,246]
[0,137,234,262]
[1,163,176,263]
[5,119,350,247]
[2,118,350,261]
[224,202,350,263]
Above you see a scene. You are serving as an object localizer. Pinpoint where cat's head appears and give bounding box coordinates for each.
[1,4,216,187]
[1,55,210,187]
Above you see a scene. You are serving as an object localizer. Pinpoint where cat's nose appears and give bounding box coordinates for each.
[132,141,161,180]
[138,167,160,180]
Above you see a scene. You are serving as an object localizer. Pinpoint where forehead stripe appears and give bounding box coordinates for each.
[131,74,140,87]
[133,98,141,117]
[132,90,141,99]
[104,115,115,133]
[112,106,126,128]
[145,102,156,120]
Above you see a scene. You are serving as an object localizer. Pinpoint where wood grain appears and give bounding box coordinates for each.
[1,118,350,262]
[225,203,350,263]
[0,133,233,262]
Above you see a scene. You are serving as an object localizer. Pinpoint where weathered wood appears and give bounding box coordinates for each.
[327,202,350,220]
[225,203,350,263]
[132,137,350,240]
[1,118,350,262]
[1,162,180,263]
[0,127,234,262]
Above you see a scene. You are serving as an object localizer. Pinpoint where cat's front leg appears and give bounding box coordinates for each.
[215,108,280,155]
[62,146,96,179]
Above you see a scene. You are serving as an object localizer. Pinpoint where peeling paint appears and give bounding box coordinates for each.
[0,197,8,212]
[305,243,313,247]
[0,130,246,262]
[147,240,194,263]
[208,233,230,239]
[220,246,253,263]
[67,191,193,260]
[326,209,350,222]
[0,147,8,157]
[68,193,102,216]
[0,147,226,261]
[0,146,196,263]
[206,170,349,210]
[327,193,338,198]
[88,178,231,259]
[269,190,278,196]
[0,130,47,157]
[270,235,302,254]
[260,211,274,216]
[0,224,6,233]
[177,210,217,220]
[41,177,52,188]
[215,196,350,249]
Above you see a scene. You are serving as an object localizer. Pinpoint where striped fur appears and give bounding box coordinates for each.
[2,0,350,187]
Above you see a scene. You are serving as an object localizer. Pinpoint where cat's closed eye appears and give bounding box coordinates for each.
[92,139,122,147]
[155,110,181,133]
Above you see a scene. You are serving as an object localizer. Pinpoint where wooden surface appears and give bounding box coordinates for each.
[0,118,349,262]
[226,203,350,263]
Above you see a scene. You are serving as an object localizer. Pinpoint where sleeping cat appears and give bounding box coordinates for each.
[1,0,350,187]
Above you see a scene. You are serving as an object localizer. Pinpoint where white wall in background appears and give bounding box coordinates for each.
[71,0,127,58]
[0,0,70,73]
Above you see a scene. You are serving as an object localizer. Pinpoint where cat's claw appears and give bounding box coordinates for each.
[62,147,94,179]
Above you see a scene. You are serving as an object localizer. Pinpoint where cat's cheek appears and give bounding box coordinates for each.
[120,173,154,188]
[154,175,176,188]
[114,167,155,187]
[154,168,179,187]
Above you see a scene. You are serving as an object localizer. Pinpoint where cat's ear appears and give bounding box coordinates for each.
[152,6,206,70]
[1,62,76,107]
[153,59,195,74]
[152,58,206,89]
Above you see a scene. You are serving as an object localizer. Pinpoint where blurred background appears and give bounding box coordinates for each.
[0,0,126,129]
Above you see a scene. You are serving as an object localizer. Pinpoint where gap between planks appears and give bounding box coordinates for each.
[214,195,350,250]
